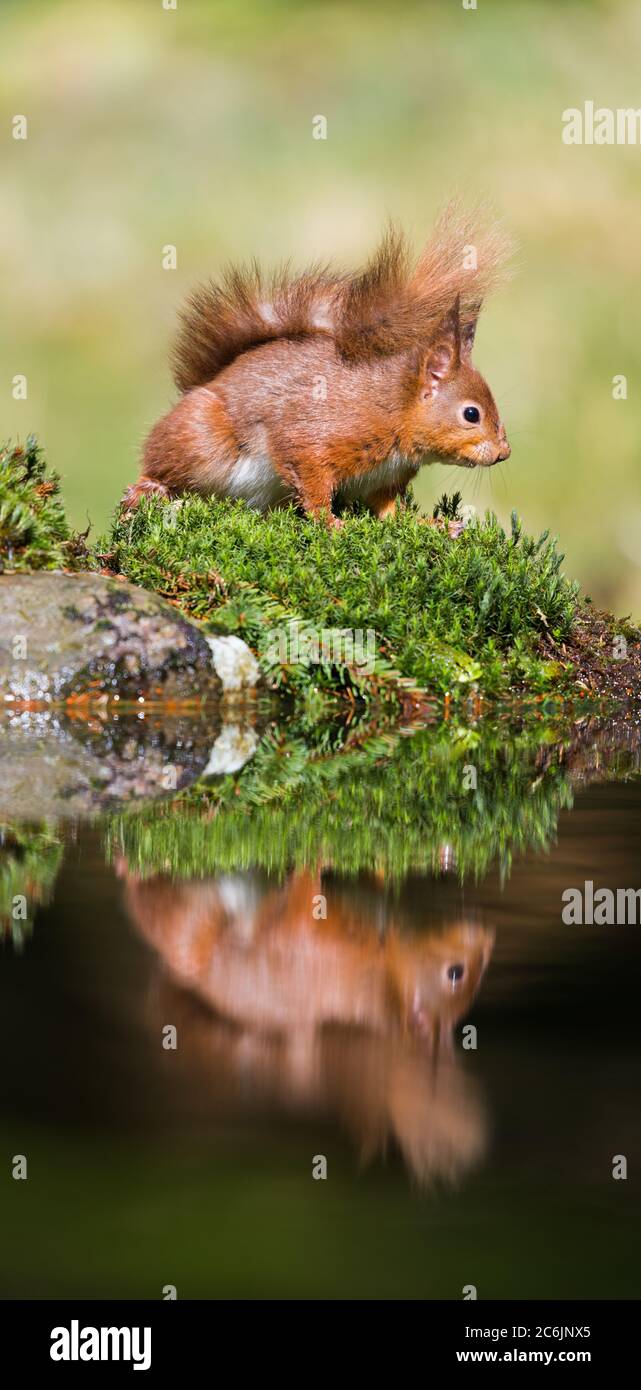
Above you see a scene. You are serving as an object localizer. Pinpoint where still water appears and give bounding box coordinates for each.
[1,705,640,1299]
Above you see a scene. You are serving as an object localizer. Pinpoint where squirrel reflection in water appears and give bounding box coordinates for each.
[118,863,493,1185]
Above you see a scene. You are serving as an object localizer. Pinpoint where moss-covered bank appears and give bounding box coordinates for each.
[98,484,641,704]
[2,437,640,705]
[102,491,584,702]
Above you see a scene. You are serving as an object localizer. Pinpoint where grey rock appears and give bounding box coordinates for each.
[0,571,235,702]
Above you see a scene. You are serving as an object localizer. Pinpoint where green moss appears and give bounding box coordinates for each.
[4,436,637,705]
[0,437,76,572]
[102,492,580,701]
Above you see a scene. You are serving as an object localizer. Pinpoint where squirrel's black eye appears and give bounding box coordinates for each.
[447,963,465,983]
[463,405,480,424]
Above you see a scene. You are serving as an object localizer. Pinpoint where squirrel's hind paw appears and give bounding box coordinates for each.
[120,476,172,512]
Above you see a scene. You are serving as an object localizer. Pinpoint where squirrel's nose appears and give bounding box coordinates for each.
[495,428,510,463]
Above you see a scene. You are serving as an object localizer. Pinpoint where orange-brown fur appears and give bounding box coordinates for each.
[125,205,512,522]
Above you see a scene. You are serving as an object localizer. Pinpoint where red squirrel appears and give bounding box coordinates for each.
[125,205,511,526]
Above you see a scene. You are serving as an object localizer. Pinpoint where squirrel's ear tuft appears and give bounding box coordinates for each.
[422,297,461,391]
[460,301,481,359]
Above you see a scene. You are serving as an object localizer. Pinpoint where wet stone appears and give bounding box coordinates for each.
[0,572,258,702]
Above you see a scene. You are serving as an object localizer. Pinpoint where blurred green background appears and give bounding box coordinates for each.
[2,0,641,614]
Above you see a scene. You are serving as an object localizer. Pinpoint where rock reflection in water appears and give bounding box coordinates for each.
[119,865,493,1184]
[0,708,260,820]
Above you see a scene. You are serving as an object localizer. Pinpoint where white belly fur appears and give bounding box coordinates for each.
[225,448,418,511]
[226,452,293,510]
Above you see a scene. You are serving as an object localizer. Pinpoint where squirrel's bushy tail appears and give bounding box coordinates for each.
[336,202,512,361]
[172,202,512,392]
[172,262,344,393]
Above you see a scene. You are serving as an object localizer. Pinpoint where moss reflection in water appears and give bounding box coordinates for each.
[0,823,63,948]
[106,709,641,884]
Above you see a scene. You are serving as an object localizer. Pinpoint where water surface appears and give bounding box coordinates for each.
[1,706,640,1299]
